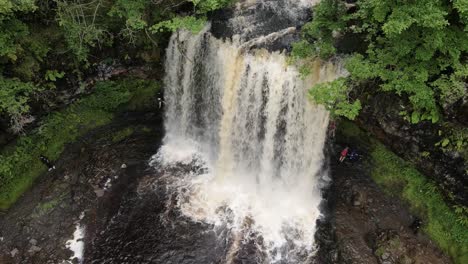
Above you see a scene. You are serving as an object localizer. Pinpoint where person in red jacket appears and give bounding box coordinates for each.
[339,147,349,163]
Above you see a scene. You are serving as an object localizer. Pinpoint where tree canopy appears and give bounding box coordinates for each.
[294,0,468,123]
[0,0,233,134]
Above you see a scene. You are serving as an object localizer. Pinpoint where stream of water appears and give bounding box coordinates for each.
[152,0,345,262]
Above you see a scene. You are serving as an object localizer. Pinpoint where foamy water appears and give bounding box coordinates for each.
[64,213,85,264]
[152,0,346,262]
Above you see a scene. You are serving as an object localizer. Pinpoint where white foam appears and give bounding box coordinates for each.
[155,1,345,261]
[65,224,85,263]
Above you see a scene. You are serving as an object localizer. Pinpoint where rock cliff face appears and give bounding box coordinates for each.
[356,93,467,205]
[210,0,312,51]
[314,144,451,264]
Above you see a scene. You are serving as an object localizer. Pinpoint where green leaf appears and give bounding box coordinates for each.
[411,111,420,124]
[150,16,207,34]
[441,138,450,147]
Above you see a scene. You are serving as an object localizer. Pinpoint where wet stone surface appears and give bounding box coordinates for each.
[0,123,452,264]
[314,143,451,264]
[210,0,312,51]
[0,112,163,264]
[86,176,227,264]
[0,92,453,264]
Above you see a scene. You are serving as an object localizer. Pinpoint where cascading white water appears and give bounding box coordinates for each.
[152,1,346,262]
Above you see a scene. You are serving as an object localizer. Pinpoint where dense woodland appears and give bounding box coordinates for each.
[2,0,466,153]
[0,0,233,136]
[294,0,467,122]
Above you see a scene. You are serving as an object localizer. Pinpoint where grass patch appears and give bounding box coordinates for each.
[0,77,160,210]
[371,144,468,264]
[338,120,468,263]
[125,79,160,111]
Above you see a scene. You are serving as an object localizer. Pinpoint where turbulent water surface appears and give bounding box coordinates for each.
[150,1,346,262]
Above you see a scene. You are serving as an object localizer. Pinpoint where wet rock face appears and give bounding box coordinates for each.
[321,144,451,264]
[87,177,228,264]
[0,112,164,264]
[358,93,467,204]
[210,0,313,51]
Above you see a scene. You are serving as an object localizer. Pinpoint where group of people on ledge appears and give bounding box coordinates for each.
[328,120,361,164]
[339,146,360,163]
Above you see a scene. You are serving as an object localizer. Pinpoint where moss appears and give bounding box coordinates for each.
[111,127,135,143]
[125,78,160,111]
[375,247,385,257]
[337,120,468,263]
[336,119,375,151]
[34,195,64,217]
[371,140,468,264]
[141,126,152,133]
[0,77,160,210]
[38,199,60,212]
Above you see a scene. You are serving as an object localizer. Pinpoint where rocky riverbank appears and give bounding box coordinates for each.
[0,113,453,263]
[357,93,467,205]
[0,111,164,264]
[315,142,451,264]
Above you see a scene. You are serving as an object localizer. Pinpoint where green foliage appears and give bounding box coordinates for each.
[0,77,160,210]
[0,77,37,117]
[109,0,148,30]
[151,16,207,33]
[292,0,346,59]
[80,80,132,111]
[0,0,232,133]
[296,0,468,124]
[435,124,468,160]
[150,0,234,33]
[108,0,151,43]
[291,40,315,59]
[348,0,467,123]
[309,78,361,120]
[55,0,108,62]
[191,0,234,13]
[0,18,29,61]
[0,0,36,18]
[44,70,65,82]
[125,79,160,110]
[371,143,468,264]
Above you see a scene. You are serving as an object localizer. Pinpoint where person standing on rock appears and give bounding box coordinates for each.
[39,155,56,171]
[339,147,349,163]
[157,97,165,109]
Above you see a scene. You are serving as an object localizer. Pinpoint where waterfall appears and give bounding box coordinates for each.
[152,1,346,262]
